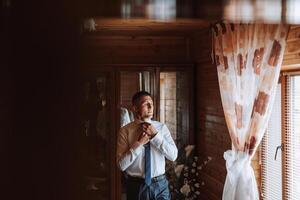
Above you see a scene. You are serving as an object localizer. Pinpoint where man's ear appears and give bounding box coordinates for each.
[132,105,137,113]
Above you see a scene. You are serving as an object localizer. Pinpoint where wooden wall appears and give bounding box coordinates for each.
[282,25,300,71]
[191,28,262,199]
[192,28,229,199]
[81,35,191,65]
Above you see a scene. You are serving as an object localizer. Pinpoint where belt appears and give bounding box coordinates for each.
[127,174,166,183]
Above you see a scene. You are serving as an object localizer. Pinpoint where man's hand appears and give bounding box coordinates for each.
[138,132,150,145]
[142,122,158,139]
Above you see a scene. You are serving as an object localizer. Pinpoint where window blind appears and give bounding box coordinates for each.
[285,75,300,200]
[261,83,282,200]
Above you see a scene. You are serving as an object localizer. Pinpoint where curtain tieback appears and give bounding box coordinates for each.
[223,150,252,187]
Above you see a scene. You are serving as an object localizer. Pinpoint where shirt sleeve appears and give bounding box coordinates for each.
[116,128,143,171]
[150,124,178,161]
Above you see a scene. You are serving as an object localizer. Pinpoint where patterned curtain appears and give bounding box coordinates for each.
[211,22,289,200]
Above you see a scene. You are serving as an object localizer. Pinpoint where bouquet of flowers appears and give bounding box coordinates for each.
[165,145,212,200]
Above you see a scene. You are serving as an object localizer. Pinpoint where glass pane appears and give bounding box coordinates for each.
[176,71,190,149]
[262,84,282,200]
[288,75,300,199]
[160,71,189,150]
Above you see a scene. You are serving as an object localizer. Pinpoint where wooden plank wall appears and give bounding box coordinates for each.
[81,35,190,64]
[282,25,300,70]
[191,28,262,199]
[191,28,229,200]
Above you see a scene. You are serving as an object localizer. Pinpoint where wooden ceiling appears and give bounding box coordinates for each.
[83,18,211,36]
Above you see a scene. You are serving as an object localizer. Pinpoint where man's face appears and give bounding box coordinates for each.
[134,95,154,120]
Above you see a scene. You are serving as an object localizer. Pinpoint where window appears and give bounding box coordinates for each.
[285,75,300,199]
[261,74,300,200]
[159,71,192,150]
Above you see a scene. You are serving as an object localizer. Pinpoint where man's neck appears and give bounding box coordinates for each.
[135,117,151,123]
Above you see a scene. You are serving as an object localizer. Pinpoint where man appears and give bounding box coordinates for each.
[117,91,178,200]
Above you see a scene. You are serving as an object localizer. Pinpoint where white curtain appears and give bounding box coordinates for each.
[212,22,289,200]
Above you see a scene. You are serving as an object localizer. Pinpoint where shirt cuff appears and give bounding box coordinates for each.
[130,144,143,157]
[150,131,163,147]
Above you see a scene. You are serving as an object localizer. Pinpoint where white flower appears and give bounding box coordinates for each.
[194,156,198,161]
[83,18,96,32]
[192,162,196,167]
[195,191,201,195]
[204,161,208,165]
[197,166,202,170]
[201,181,205,186]
[184,145,195,158]
[174,164,184,178]
[191,169,196,173]
[180,183,191,196]
[208,156,212,161]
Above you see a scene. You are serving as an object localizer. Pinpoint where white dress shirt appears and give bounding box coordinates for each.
[120,107,131,127]
[116,119,178,178]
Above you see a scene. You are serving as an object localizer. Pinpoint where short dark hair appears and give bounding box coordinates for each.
[132,91,152,105]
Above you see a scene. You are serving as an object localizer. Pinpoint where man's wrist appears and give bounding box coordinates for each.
[150,132,158,139]
[131,141,142,150]
[129,142,143,157]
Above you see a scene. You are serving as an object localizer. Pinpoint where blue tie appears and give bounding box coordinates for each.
[144,142,151,186]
